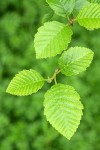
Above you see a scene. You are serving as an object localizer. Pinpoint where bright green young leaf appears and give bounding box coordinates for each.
[6,69,44,96]
[44,84,83,140]
[46,0,75,17]
[59,47,94,76]
[34,21,73,59]
[76,3,100,30]
[89,0,100,3]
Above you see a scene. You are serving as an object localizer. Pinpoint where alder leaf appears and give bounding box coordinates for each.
[46,0,75,17]
[44,84,83,140]
[42,11,54,23]
[76,3,100,30]
[34,21,73,59]
[59,47,94,76]
[6,69,44,96]
[74,0,90,12]
[42,6,54,23]
[89,0,100,3]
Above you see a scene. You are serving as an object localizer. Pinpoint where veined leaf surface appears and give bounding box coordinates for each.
[59,47,94,76]
[44,84,83,140]
[74,0,90,12]
[76,3,100,30]
[90,0,100,3]
[34,21,73,59]
[46,0,75,17]
[6,69,44,96]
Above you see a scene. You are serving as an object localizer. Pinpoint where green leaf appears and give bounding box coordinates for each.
[74,0,90,12]
[59,47,94,76]
[44,84,83,140]
[6,69,44,96]
[42,5,54,23]
[46,0,75,17]
[42,11,54,23]
[34,21,73,59]
[89,0,100,3]
[76,3,100,30]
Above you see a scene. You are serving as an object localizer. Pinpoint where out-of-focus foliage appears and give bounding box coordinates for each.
[0,0,100,150]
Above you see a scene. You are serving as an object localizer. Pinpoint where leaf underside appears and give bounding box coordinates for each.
[59,47,94,76]
[76,3,100,30]
[6,69,44,96]
[44,84,83,140]
[34,21,73,59]
[46,0,75,17]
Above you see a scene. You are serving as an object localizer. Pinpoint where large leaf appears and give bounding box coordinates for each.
[6,69,44,96]
[76,3,100,30]
[34,21,73,59]
[46,0,75,17]
[44,84,83,140]
[59,47,94,76]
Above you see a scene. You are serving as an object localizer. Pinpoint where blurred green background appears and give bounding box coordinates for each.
[0,0,100,150]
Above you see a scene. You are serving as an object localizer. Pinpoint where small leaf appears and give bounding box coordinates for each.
[6,69,44,96]
[46,0,75,17]
[59,47,94,76]
[34,21,73,59]
[42,6,54,23]
[76,3,100,30]
[44,84,83,140]
[42,11,54,23]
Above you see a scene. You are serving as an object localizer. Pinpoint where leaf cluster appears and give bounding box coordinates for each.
[6,0,100,140]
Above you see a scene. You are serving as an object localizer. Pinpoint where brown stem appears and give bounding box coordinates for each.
[69,17,76,26]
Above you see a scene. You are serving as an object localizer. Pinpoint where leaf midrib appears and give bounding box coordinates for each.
[8,79,44,89]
